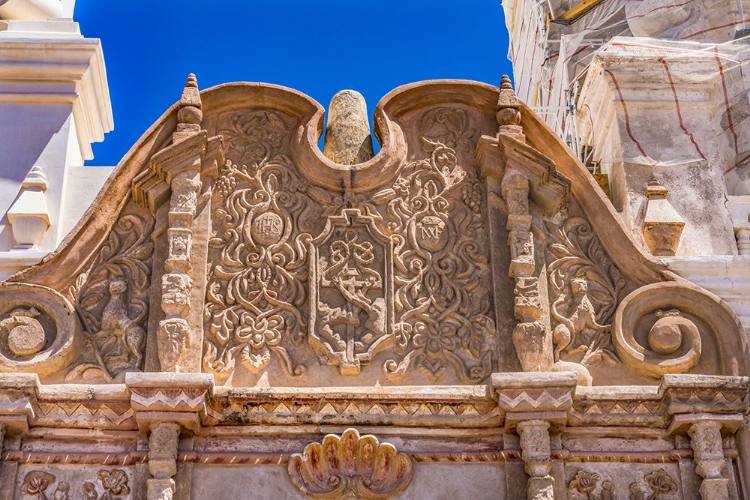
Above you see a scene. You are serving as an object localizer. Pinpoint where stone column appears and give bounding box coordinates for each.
[688,420,730,500]
[502,169,550,372]
[147,421,181,500]
[156,75,204,373]
[517,420,554,500]
[158,171,201,372]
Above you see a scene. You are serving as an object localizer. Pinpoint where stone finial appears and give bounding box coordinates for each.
[7,165,50,249]
[174,73,203,142]
[496,75,521,127]
[322,90,374,165]
[642,180,685,256]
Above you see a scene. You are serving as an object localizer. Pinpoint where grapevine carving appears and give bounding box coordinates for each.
[204,107,494,384]
[379,108,495,383]
[66,204,154,382]
[203,111,326,379]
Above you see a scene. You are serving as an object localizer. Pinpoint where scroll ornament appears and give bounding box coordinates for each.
[612,282,704,378]
[288,428,412,499]
[0,283,81,376]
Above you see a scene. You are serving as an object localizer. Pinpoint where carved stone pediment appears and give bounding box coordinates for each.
[1,76,746,391]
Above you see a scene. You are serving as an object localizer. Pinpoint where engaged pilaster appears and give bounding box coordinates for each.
[688,420,730,499]
[517,420,554,499]
[147,421,181,500]
[133,75,224,373]
[663,375,748,500]
[127,373,213,500]
[476,75,569,373]
[493,372,576,500]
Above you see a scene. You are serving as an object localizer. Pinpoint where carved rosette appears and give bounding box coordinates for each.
[288,428,412,499]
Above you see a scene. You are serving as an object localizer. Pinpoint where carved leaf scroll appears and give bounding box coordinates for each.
[380,108,495,383]
[288,428,412,499]
[204,106,495,384]
[546,217,625,370]
[66,205,154,382]
[204,111,322,380]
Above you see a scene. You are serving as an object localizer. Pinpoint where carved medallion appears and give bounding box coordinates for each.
[380,108,495,383]
[204,110,322,380]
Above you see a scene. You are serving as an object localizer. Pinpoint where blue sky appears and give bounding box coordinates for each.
[74,1,512,166]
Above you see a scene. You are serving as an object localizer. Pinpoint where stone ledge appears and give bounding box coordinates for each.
[0,373,745,434]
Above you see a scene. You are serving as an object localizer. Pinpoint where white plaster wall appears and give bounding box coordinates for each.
[59,165,114,238]
[0,102,77,252]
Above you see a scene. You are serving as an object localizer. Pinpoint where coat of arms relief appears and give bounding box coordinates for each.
[202,106,496,385]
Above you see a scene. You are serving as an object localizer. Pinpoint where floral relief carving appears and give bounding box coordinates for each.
[379,108,495,383]
[204,106,494,384]
[96,469,131,499]
[19,468,132,500]
[628,469,678,499]
[21,471,56,500]
[287,428,412,499]
[204,111,324,380]
[568,471,614,500]
[546,217,625,380]
[568,469,678,500]
[66,205,154,382]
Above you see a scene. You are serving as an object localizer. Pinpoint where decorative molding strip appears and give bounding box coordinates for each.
[2,451,148,465]
[0,374,747,432]
[555,449,738,463]
[411,451,516,462]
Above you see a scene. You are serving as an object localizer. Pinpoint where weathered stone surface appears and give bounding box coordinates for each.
[322,90,375,165]
[1,76,748,498]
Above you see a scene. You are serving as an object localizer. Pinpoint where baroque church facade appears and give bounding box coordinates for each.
[0,0,748,498]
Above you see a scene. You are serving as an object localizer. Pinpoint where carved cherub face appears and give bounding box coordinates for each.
[109,279,127,294]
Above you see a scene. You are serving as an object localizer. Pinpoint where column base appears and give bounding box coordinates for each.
[699,477,729,500]
[527,475,555,500]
